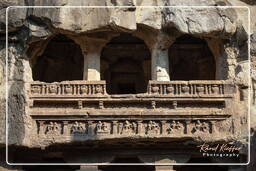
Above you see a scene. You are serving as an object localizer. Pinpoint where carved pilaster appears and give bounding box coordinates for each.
[63,121,69,136]
[78,100,83,109]
[38,121,45,136]
[99,100,104,109]
[161,121,167,135]
[87,121,94,136]
[184,120,191,134]
[210,120,216,134]
[172,101,177,109]
[137,121,143,135]
[112,121,118,134]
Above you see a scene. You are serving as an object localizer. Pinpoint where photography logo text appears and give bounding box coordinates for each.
[197,143,241,158]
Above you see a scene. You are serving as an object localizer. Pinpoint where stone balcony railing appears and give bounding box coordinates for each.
[28,80,237,146]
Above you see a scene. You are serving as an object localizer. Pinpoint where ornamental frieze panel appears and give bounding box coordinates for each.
[29,80,235,97]
[36,119,221,140]
[30,81,107,96]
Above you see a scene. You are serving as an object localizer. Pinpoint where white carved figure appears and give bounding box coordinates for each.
[120,120,137,135]
[71,121,85,134]
[46,122,60,135]
[168,121,183,134]
[147,121,160,135]
[96,121,109,134]
[193,120,208,133]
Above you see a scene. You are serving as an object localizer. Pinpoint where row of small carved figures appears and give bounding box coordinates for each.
[149,84,224,95]
[38,120,213,136]
[30,83,224,95]
[30,84,106,95]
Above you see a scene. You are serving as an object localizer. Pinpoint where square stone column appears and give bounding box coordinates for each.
[155,166,175,171]
[151,48,170,81]
[150,34,175,81]
[84,50,101,81]
[79,38,107,81]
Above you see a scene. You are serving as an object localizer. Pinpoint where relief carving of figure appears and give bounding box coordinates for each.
[120,120,137,135]
[71,121,86,134]
[64,85,72,94]
[95,85,103,94]
[147,121,160,135]
[46,122,60,135]
[31,85,41,94]
[211,85,220,94]
[48,85,58,94]
[168,121,183,134]
[96,121,109,134]
[151,84,159,94]
[80,85,88,94]
[192,120,209,133]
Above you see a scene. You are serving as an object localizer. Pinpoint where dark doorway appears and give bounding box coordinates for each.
[169,35,216,80]
[101,33,151,94]
[32,34,84,82]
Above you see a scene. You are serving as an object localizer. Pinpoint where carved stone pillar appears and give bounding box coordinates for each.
[76,166,100,171]
[151,34,174,81]
[80,37,107,81]
[155,166,175,171]
[151,47,170,81]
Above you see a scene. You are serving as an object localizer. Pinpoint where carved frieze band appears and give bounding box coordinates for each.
[37,120,217,137]
[30,80,234,97]
[30,81,107,96]
[148,81,227,95]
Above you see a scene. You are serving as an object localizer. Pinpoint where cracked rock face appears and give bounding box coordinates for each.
[1,0,238,37]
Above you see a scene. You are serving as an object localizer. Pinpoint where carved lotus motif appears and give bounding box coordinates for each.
[211,85,219,94]
[64,85,72,94]
[166,85,174,94]
[80,85,88,94]
[48,85,58,94]
[95,85,103,94]
[181,85,189,94]
[196,85,205,94]
[31,86,41,94]
[151,85,159,94]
